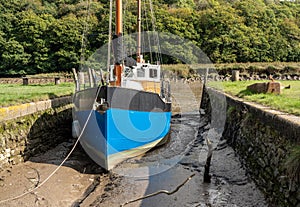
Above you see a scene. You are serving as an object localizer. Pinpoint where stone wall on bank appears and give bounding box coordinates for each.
[0,77,74,84]
[200,87,300,207]
[0,97,72,171]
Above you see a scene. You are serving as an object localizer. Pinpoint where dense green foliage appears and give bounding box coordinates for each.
[0,0,299,75]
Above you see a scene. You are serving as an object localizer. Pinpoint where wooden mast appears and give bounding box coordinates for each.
[115,0,122,86]
[116,0,122,36]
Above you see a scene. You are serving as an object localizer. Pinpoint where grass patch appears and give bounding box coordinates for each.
[208,80,300,116]
[0,82,75,107]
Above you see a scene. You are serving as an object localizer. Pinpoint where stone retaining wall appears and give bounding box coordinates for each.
[0,97,72,171]
[0,78,73,84]
[201,87,300,207]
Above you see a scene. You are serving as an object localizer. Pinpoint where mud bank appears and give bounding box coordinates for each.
[0,111,268,207]
[0,82,269,207]
[82,113,268,207]
[0,141,109,207]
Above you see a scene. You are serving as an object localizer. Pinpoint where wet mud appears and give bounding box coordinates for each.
[0,112,268,207]
[0,82,269,207]
[80,112,268,207]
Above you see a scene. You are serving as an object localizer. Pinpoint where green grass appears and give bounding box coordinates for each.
[0,82,75,107]
[208,80,300,116]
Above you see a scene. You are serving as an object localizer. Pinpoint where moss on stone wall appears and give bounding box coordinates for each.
[285,146,300,186]
[201,87,300,207]
[224,109,296,206]
[0,104,72,171]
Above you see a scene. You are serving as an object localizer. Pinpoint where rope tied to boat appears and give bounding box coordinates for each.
[0,76,101,204]
[0,106,95,204]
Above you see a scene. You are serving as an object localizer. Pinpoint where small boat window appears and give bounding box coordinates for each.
[149,68,157,78]
[137,68,145,77]
[124,67,134,78]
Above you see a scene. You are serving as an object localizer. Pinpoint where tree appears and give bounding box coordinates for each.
[0,0,300,75]
[0,38,31,74]
[14,10,52,74]
[47,14,83,72]
[198,3,245,62]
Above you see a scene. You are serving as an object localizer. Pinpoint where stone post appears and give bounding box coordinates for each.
[55,77,60,85]
[232,70,239,81]
[78,72,85,89]
[22,77,28,85]
[204,68,209,84]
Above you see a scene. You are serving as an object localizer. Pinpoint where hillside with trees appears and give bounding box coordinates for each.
[0,0,299,75]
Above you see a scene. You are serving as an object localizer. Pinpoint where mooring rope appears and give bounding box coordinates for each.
[0,104,96,204]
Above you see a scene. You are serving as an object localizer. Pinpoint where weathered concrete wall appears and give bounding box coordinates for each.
[201,87,300,207]
[0,97,72,122]
[0,97,72,171]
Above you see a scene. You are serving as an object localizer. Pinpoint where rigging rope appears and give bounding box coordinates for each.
[149,0,163,65]
[143,0,153,63]
[80,0,91,72]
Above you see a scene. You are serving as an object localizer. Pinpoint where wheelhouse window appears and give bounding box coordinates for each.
[137,68,145,77]
[149,68,157,78]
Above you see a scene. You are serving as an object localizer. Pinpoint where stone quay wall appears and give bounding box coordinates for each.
[201,87,300,207]
[0,97,72,171]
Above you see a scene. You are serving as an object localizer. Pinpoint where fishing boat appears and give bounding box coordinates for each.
[72,0,172,170]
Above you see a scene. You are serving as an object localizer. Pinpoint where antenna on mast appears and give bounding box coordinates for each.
[137,0,143,63]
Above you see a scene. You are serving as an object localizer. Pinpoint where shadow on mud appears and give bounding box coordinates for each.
[25,102,105,175]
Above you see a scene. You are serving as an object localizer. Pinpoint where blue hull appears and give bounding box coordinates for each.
[76,108,171,170]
